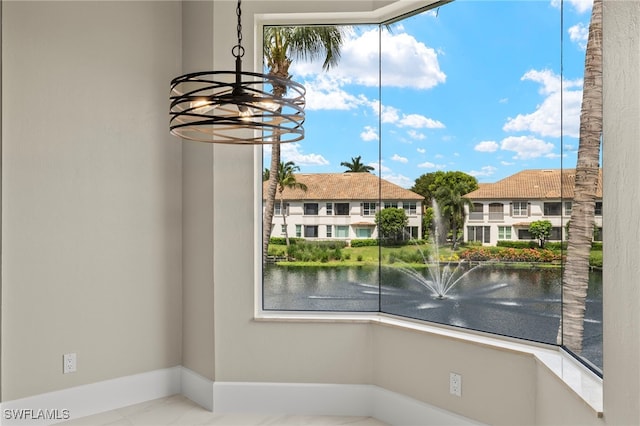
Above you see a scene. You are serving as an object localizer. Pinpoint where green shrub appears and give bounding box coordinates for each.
[269,237,303,245]
[591,242,603,250]
[357,255,363,262]
[350,239,378,247]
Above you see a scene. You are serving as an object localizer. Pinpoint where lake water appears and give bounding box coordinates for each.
[263,264,603,370]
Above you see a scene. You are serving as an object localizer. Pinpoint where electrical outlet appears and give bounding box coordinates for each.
[449,372,462,397]
[63,353,77,374]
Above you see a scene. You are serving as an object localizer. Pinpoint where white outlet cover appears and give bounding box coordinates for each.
[449,372,462,397]
[63,353,77,374]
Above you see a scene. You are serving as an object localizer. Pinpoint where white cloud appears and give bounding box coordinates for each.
[416,148,426,154]
[382,173,413,188]
[500,136,556,160]
[291,27,446,90]
[568,23,589,50]
[417,161,446,169]
[279,143,330,166]
[360,126,379,142]
[474,141,499,153]
[468,166,497,178]
[303,75,365,111]
[407,130,426,140]
[398,114,445,129]
[391,154,408,163]
[503,69,582,138]
[551,0,593,14]
[500,161,515,166]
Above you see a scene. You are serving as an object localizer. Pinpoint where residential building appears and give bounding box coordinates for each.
[1,1,638,426]
[463,169,603,246]
[263,173,423,241]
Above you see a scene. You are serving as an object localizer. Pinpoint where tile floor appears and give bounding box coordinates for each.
[60,395,388,426]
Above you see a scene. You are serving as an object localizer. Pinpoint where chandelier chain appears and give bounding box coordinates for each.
[233,0,244,59]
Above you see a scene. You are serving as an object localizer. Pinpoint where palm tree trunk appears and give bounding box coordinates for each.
[559,0,602,353]
[263,140,280,265]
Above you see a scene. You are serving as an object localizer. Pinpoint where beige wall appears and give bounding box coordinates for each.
[1,1,183,400]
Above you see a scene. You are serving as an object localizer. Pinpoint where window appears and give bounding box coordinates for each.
[335,226,349,238]
[304,225,318,238]
[498,226,512,240]
[361,202,377,216]
[544,202,562,216]
[595,201,603,215]
[403,202,417,216]
[304,203,318,215]
[489,203,504,221]
[404,226,419,239]
[335,203,350,215]
[565,201,572,216]
[326,225,332,238]
[469,203,483,221]
[281,224,286,234]
[261,1,602,374]
[275,203,288,216]
[518,229,532,240]
[512,201,528,217]
[295,225,301,238]
[468,226,490,243]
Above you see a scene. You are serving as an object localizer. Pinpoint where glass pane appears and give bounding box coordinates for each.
[262,24,381,312]
[379,1,567,346]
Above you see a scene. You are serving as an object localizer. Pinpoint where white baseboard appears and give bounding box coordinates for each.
[0,366,182,425]
[212,381,484,425]
[0,367,482,425]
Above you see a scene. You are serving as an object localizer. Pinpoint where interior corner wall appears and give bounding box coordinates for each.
[0,1,183,401]
[180,0,216,383]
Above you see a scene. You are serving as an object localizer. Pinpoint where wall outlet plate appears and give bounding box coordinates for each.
[63,353,77,374]
[450,372,462,396]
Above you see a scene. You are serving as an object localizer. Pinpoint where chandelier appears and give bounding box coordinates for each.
[169,0,305,144]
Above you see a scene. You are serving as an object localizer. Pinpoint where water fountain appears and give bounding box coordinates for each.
[395,201,483,299]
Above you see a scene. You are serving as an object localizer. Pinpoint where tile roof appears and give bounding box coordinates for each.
[262,172,424,201]
[465,169,603,200]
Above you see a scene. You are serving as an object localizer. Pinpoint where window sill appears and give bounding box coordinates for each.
[254,311,603,417]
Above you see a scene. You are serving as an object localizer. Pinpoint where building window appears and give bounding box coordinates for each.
[356,227,372,238]
[468,226,490,243]
[384,201,398,209]
[361,202,377,216]
[275,203,288,216]
[550,227,563,240]
[281,224,287,234]
[512,201,528,217]
[403,202,417,216]
[544,202,562,216]
[335,225,349,238]
[565,201,572,216]
[498,226,512,240]
[326,203,333,215]
[326,225,332,238]
[335,202,350,215]
[304,203,319,215]
[518,229,532,240]
[489,203,504,221]
[304,225,318,238]
[295,225,301,238]
[404,226,419,239]
[594,227,603,242]
[595,201,603,216]
[469,203,483,221]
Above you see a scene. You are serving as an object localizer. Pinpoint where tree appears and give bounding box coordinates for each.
[411,171,444,207]
[263,26,347,265]
[275,161,307,247]
[375,208,408,243]
[263,168,270,181]
[560,0,602,353]
[529,220,553,248]
[340,155,374,173]
[430,172,478,249]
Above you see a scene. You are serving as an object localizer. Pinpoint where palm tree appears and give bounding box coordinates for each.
[340,155,374,173]
[263,26,347,264]
[275,161,308,247]
[560,0,602,353]
[435,183,473,250]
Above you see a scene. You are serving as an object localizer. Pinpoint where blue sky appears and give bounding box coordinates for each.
[264,0,594,187]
